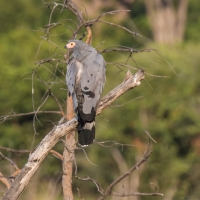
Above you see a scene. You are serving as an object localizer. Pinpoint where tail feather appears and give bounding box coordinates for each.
[78,121,95,146]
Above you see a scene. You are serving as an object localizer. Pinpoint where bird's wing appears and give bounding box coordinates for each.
[66,57,81,110]
[81,53,106,114]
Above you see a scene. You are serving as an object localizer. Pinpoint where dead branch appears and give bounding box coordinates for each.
[2,70,144,200]
[50,150,63,161]
[62,94,76,200]
[0,146,63,161]
[145,131,157,143]
[95,141,136,148]
[45,1,138,41]
[0,111,62,124]
[96,140,163,199]
[75,147,98,166]
[76,175,104,195]
[0,172,10,189]
[98,149,152,199]
[72,10,135,38]
[9,170,21,184]
[0,152,19,171]
[111,191,164,197]
[64,0,92,43]
[0,147,30,153]
[97,69,144,115]
[74,142,164,199]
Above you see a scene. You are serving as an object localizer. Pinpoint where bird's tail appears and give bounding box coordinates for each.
[78,121,95,146]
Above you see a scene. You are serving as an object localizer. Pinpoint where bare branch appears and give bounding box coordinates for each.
[72,10,135,38]
[76,175,104,195]
[97,70,144,115]
[0,111,62,123]
[75,147,98,167]
[0,146,63,161]
[0,152,19,171]
[94,10,131,22]
[95,140,136,149]
[35,58,66,65]
[49,90,66,118]
[2,70,144,200]
[111,191,164,197]
[9,170,21,184]
[49,150,63,161]
[96,143,164,200]
[76,188,85,199]
[102,150,152,198]
[0,172,10,189]
[0,147,30,153]
[145,131,157,143]
[99,20,141,36]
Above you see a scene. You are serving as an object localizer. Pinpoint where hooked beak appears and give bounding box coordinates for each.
[64,43,74,49]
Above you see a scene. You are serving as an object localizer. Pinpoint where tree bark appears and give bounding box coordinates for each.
[62,95,76,200]
[145,0,188,44]
[2,118,78,200]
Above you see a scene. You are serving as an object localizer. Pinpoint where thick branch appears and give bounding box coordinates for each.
[63,1,92,199]
[2,70,144,200]
[97,70,144,115]
[62,94,75,200]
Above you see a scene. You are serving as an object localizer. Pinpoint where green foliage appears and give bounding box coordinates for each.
[1,0,200,199]
[185,0,200,42]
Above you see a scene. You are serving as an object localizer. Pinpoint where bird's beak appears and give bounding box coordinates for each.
[64,44,71,49]
[65,43,75,49]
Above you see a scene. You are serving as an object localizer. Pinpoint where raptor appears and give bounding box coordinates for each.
[65,40,106,146]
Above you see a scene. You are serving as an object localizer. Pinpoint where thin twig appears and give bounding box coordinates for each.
[76,175,104,195]
[145,131,157,143]
[95,141,136,149]
[0,111,62,123]
[76,188,85,199]
[97,144,156,200]
[0,152,19,171]
[75,148,98,166]
[104,151,152,197]
[49,91,66,118]
[0,146,63,161]
[111,191,164,197]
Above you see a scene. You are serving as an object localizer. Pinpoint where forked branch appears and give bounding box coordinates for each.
[2,70,144,200]
[75,142,164,199]
[97,148,164,199]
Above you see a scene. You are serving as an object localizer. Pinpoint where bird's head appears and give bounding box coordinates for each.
[65,40,77,49]
[64,40,93,61]
[65,40,88,50]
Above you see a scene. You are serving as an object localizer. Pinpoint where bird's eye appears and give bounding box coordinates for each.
[71,43,73,45]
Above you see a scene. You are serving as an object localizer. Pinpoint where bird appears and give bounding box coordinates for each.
[65,40,106,146]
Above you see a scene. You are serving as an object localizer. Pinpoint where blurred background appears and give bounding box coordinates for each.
[0,0,200,199]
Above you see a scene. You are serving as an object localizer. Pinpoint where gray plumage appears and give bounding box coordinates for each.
[65,40,106,146]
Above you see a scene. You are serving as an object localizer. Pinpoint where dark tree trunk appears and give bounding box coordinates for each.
[145,0,188,44]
